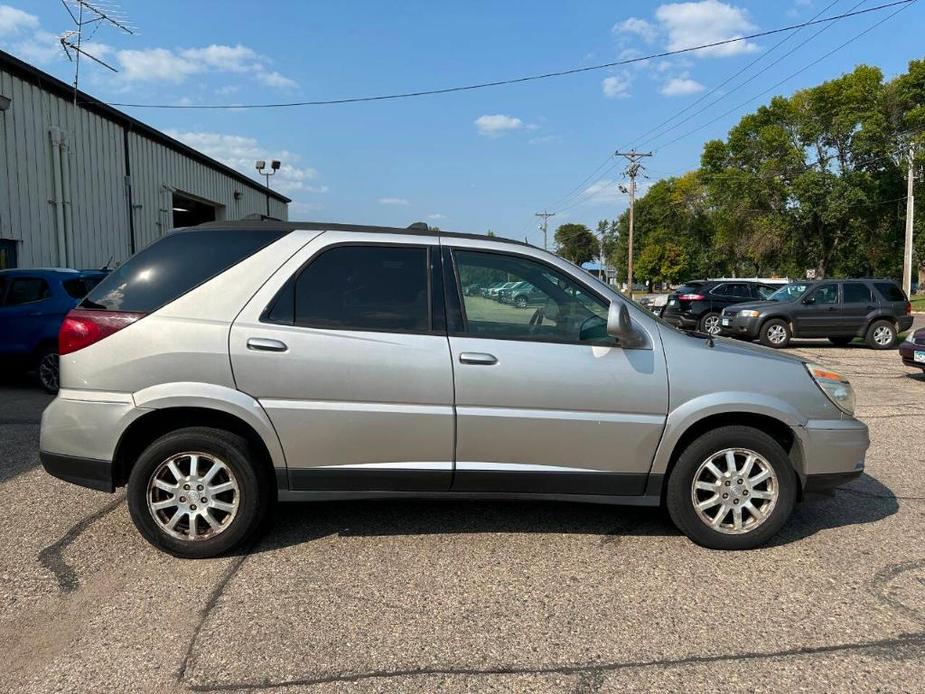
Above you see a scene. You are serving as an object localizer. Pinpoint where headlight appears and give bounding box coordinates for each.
[805,362,855,415]
[738,310,760,318]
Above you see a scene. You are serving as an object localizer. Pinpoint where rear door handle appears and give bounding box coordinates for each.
[247,337,288,352]
[459,352,497,365]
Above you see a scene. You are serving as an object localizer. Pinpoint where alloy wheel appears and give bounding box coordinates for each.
[146,452,240,541]
[703,314,721,335]
[873,325,894,346]
[38,352,59,392]
[690,448,779,535]
[767,324,787,345]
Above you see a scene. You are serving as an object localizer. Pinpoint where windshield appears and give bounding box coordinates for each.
[767,283,810,302]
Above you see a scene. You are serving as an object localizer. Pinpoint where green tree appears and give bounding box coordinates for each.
[554,223,597,265]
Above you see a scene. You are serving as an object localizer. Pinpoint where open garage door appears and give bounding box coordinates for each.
[172,192,218,228]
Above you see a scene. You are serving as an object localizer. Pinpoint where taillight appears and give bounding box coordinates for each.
[905,301,912,315]
[59,309,145,355]
[678,293,705,301]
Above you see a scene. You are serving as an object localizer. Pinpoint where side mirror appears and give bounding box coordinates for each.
[802,296,815,305]
[607,301,645,348]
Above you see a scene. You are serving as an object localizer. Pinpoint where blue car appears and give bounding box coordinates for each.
[0,268,107,392]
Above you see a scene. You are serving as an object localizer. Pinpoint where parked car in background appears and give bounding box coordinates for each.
[40,221,868,557]
[499,281,545,308]
[900,327,925,372]
[487,281,517,300]
[661,280,777,335]
[463,283,482,296]
[719,279,913,349]
[0,268,107,392]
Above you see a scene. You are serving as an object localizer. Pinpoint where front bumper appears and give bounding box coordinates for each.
[899,340,925,368]
[718,312,761,338]
[798,418,869,491]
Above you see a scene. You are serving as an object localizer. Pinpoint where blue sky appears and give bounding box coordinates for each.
[2,1,924,246]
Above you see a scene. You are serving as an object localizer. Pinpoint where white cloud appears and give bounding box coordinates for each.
[613,17,658,44]
[661,76,705,96]
[0,5,38,36]
[8,29,61,64]
[581,179,625,206]
[427,213,445,220]
[474,114,524,136]
[602,74,632,99]
[378,197,410,206]
[162,130,322,196]
[116,48,201,82]
[179,44,259,71]
[655,1,758,57]
[257,70,298,89]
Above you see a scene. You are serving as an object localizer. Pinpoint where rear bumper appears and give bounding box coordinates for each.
[40,450,114,492]
[661,312,698,329]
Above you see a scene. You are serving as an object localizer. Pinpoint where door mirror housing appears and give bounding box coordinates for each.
[607,301,646,348]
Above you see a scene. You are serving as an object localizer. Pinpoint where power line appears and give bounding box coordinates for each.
[627,0,844,150]
[651,0,916,153]
[96,1,915,110]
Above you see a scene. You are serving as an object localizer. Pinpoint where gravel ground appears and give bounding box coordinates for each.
[1,320,923,693]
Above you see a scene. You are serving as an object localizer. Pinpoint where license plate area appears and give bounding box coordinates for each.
[915,350,925,363]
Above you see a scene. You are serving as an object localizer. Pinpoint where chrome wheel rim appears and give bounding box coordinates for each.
[147,452,239,541]
[516,297,527,309]
[873,325,893,346]
[39,353,59,391]
[703,315,721,335]
[691,448,778,535]
[767,324,787,344]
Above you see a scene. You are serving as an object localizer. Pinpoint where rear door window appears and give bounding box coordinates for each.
[82,228,290,312]
[292,245,430,332]
[874,282,906,303]
[842,283,873,304]
[5,277,49,305]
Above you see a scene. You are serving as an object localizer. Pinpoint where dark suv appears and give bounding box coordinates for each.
[661,280,777,335]
[719,279,913,349]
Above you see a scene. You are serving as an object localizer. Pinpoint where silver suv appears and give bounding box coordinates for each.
[40,222,868,557]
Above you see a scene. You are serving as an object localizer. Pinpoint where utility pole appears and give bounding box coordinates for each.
[614,150,652,299]
[903,141,915,297]
[535,211,556,251]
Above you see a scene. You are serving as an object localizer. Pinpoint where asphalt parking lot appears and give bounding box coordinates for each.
[1,320,924,693]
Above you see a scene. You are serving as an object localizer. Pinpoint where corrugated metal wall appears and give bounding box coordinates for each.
[0,65,287,269]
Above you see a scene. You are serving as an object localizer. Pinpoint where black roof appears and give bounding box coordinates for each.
[0,49,290,204]
[191,219,534,247]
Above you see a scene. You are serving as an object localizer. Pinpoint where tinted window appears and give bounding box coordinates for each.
[676,282,705,295]
[5,277,49,305]
[842,283,873,304]
[755,285,776,299]
[455,250,608,343]
[807,283,838,305]
[874,282,906,302]
[82,229,289,312]
[0,276,6,302]
[293,245,429,332]
[63,276,104,299]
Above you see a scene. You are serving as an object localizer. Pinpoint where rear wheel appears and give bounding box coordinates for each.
[127,427,270,558]
[759,319,791,348]
[699,312,721,336]
[515,295,528,309]
[36,346,59,394]
[865,320,896,349]
[666,425,797,550]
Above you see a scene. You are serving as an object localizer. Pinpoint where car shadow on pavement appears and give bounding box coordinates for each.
[250,472,900,554]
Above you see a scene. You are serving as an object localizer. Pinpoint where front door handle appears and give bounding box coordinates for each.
[247,337,288,352]
[459,352,497,365]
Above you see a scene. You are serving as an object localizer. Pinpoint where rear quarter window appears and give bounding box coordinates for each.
[82,228,289,312]
[873,282,906,303]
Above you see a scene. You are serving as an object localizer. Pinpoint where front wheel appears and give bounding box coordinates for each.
[865,320,896,349]
[759,319,791,348]
[666,425,797,550]
[127,427,270,558]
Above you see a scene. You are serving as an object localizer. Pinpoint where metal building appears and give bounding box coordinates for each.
[0,50,289,270]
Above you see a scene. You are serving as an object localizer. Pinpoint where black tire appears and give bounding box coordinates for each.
[759,318,791,348]
[666,425,797,550]
[127,426,270,558]
[865,319,897,350]
[828,336,853,347]
[515,295,528,309]
[35,346,59,394]
[699,312,721,336]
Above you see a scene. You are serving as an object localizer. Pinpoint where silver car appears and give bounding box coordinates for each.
[40,221,868,557]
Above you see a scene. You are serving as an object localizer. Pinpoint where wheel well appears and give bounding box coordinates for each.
[112,407,277,492]
[33,338,58,359]
[660,412,798,500]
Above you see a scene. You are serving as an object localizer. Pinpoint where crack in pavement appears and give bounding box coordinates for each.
[37,496,124,592]
[181,631,925,691]
[870,559,925,627]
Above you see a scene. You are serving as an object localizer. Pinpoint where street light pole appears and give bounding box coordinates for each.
[903,142,916,297]
[255,159,281,218]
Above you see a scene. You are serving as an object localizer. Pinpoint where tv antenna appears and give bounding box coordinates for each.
[58,0,135,105]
